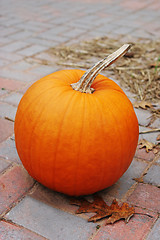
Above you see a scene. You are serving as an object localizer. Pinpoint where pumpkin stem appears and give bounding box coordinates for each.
[71,44,131,93]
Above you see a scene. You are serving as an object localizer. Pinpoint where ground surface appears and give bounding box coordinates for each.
[0,0,160,239]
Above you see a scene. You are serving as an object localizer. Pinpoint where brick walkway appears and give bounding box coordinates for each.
[0,0,160,239]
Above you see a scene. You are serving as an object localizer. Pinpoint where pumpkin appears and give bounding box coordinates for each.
[14,44,139,196]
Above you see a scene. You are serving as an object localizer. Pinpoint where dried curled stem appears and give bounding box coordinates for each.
[71,44,131,93]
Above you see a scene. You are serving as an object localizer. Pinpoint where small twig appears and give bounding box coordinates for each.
[115,66,146,71]
[134,212,153,218]
[4,117,14,122]
[139,128,160,134]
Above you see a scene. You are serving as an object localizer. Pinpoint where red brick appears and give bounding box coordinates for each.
[93,207,158,240]
[0,220,46,240]
[0,118,14,143]
[128,183,160,213]
[0,77,25,91]
[135,147,155,162]
[0,165,34,214]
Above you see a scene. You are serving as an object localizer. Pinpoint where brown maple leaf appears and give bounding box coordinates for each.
[70,195,135,225]
[138,139,155,152]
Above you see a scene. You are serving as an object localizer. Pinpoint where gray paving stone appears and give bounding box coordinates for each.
[2,92,23,106]
[95,23,120,34]
[0,27,20,37]
[38,31,69,43]
[100,158,147,199]
[8,30,35,40]
[0,58,11,67]
[27,37,58,47]
[62,28,88,39]
[15,22,48,33]
[0,37,13,47]
[114,18,140,28]
[143,165,160,187]
[146,218,160,240]
[0,102,17,121]
[139,126,159,144]
[0,41,31,53]
[134,108,152,127]
[38,26,71,37]
[21,20,53,29]
[130,29,155,39]
[67,21,95,31]
[6,196,96,240]
[49,16,73,25]
[0,158,11,173]
[0,137,20,163]
[17,45,49,57]
[0,17,25,27]
[0,51,24,62]
[10,60,36,71]
[30,65,56,76]
[0,88,8,97]
[0,69,38,82]
[112,25,136,35]
[150,118,160,128]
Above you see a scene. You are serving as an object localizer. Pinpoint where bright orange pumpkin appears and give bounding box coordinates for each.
[14,45,139,196]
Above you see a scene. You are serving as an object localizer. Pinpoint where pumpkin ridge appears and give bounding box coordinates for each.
[105,93,138,175]
[73,94,86,196]
[16,86,71,178]
[93,93,123,189]
[91,96,110,191]
[27,90,61,177]
[52,90,77,192]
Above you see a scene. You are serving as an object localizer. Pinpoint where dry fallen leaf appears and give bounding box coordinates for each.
[70,195,135,225]
[138,139,155,152]
[157,134,160,141]
[133,100,154,110]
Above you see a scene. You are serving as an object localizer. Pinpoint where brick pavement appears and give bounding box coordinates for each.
[0,0,160,239]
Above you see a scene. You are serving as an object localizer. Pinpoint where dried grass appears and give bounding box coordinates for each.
[47,37,160,102]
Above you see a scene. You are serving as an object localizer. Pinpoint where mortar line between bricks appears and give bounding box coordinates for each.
[88,223,103,240]
[122,153,160,202]
[140,153,160,177]
[0,162,16,176]
[134,157,152,164]
[0,134,15,150]
[0,218,49,240]
[121,182,138,202]
[144,215,160,240]
[0,156,12,165]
